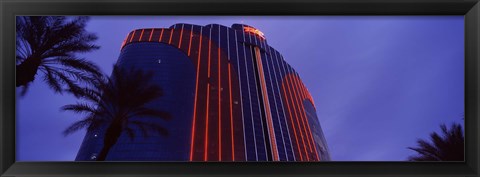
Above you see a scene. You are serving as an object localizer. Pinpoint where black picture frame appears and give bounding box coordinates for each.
[1,0,478,176]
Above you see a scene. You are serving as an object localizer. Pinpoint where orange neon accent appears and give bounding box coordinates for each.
[291,76,313,155]
[178,27,184,48]
[228,63,235,161]
[282,83,303,161]
[205,37,212,161]
[205,83,210,161]
[129,30,136,42]
[254,47,278,161]
[291,76,312,161]
[291,76,315,161]
[295,77,320,161]
[148,29,154,41]
[286,76,309,161]
[188,29,193,56]
[159,29,164,42]
[168,29,174,44]
[189,31,203,161]
[138,29,145,41]
[243,26,265,39]
[208,39,212,77]
[120,36,127,49]
[218,46,222,161]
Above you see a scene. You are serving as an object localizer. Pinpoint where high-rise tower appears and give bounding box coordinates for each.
[76,23,330,161]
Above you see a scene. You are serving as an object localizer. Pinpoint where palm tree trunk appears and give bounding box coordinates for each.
[96,141,115,161]
[16,57,41,87]
[96,122,123,161]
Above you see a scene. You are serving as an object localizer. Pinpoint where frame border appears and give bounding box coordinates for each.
[1,0,479,176]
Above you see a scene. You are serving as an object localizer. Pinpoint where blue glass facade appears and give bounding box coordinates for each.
[75,23,330,161]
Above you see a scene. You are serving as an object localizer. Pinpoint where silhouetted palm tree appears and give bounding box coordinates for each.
[62,65,171,161]
[408,123,464,161]
[16,16,101,96]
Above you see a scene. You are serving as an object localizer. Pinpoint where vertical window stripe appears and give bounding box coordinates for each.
[270,48,295,161]
[228,63,235,161]
[289,73,313,157]
[294,75,320,161]
[190,27,203,161]
[188,26,194,56]
[281,83,303,161]
[178,24,185,48]
[159,29,164,42]
[168,28,174,44]
[138,29,145,41]
[148,29,154,41]
[129,30,136,42]
[218,26,222,161]
[204,28,213,161]
[254,46,279,161]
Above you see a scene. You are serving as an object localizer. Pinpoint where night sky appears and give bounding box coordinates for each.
[17,16,464,161]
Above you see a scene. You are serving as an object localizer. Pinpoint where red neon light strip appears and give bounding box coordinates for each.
[282,83,303,161]
[291,75,312,161]
[188,29,193,56]
[286,76,309,161]
[148,29,154,41]
[291,76,315,161]
[228,63,235,161]
[168,29,174,44]
[295,77,320,161]
[299,78,319,161]
[204,37,212,161]
[178,27,184,48]
[159,29,164,42]
[291,76,313,155]
[189,31,203,161]
[129,30,136,42]
[254,47,279,161]
[218,46,222,161]
[205,83,210,161]
[138,29,145,41]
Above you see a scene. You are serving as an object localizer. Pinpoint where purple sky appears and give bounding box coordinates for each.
[17,16,464,161]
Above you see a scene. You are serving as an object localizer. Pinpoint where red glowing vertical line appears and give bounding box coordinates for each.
[148,29,154,41]
[188,29,194,56]
[168,29,174,44]
[129,30,136,42]
[228,63,235,161]
[159,29,164,42]
[282,83,303,161]
[285,75,309,161]
[254,47,278,161]
[189,31,203,161]
[298,77,318,161]
[295,77,320,161]
[178,26,184,48]
[291,76,313,154]
[205,83,210,161]
[290,75,312,161]
[204,37,212,161]
[120,34,128,49]
[218,46,222,161]
[138,29,145,41]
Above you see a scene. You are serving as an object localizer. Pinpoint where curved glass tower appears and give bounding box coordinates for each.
[75,23,330,161]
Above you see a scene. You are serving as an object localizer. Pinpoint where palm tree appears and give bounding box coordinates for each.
[408,123,464,161]
[62,65,171,161]
[16,16,101,96]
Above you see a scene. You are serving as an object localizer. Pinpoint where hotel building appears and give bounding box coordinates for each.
[75,23,330,161]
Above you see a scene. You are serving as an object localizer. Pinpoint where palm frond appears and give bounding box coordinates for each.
[129,107,172,121]
[408,123,464,161]
[63,117,95,136]
[49,57,102,77]
[61,103,97,115]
